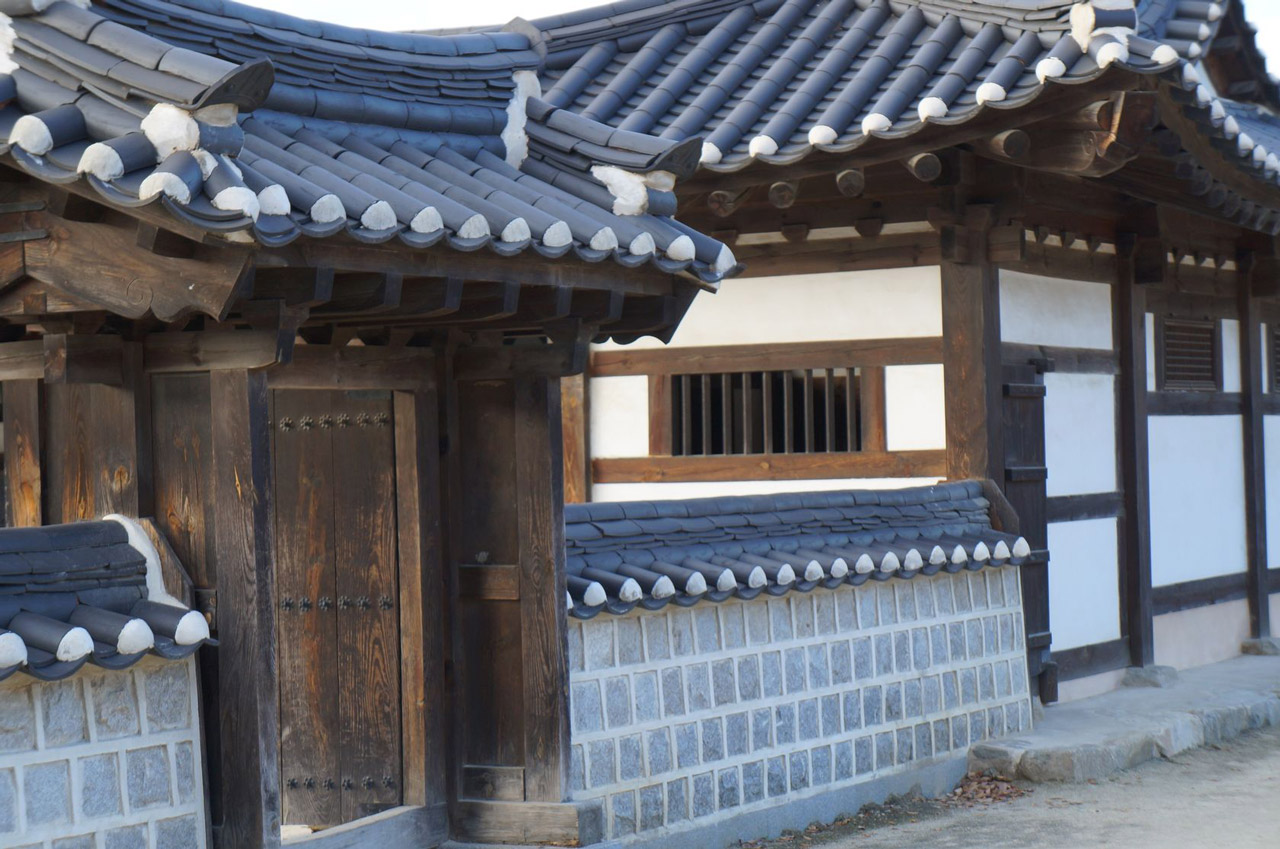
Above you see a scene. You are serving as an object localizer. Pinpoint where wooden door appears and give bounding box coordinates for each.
[274,389,402,827]
[1000,364,1055,701]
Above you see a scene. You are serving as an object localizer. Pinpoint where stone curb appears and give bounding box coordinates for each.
[968,689,1280,782]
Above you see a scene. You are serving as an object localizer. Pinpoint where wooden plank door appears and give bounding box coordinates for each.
[1000,364,1055,701]
[274,389,401,827]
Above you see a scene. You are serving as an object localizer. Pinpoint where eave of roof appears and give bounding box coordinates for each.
[531,0,1280,231]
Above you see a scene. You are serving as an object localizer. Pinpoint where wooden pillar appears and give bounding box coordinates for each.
[1115,234,1161,667]
[1238,252,1272,639]
[561,374,590,504]
[208,369,280,849]
[940,217,1004,483]
[515,376,570,802]
[3,379,41,526]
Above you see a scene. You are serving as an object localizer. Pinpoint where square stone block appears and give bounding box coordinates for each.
[853,637,873,680]
[894,631,912,672]
[639,784,664,831]
[583,619,615,670]
[721,605,745,649]
[793,596,815,638]
[143,663,191,731]
[737,655,761,701]
[0,768,16,835]
[571,681,603,734]
[807,645,830,687]
[768,599,792,641]
[667,778,688,822]
[661,667,686,717]
[634,671,660,723]
[90,674,140,740]
[701,717,725,763]
[746,603,770,646]
[605,676,633,728]
[25,760,72,826]
[717,766,740,809]
[644,616,670,661]
[798,698,819,741]
[752,708,772,750]
[862,686,883,726]
[897,584,917,621]
[811,745,831,785]
[761,651,783,698]
[80,752,122,818]
[930,624,949,665]
[686,663,712,712]
[619,734,643,780]
[854,736,873,774]
[646,728,672,775]
[156,814,199,849]
[725,711,749,757]
[842,690,862,731]
[875,732,894,770]
[693,607,720,653]
[884,683,903,722]
[830,641,852,685]
[774,704,796,745]
[617,618,644,667]
[711,659,736,706]
[784,648,806,694]
[612,790,636,837]
[857,588,877,629]
[104,825,147,849]
[766,756,787,797]
[896,727,914,765]
[877,586,897,625]
[742,760,764,804]
[670,610,695,657]
[821,694,841,737]
[814,594,836,635]
[675,722,699,769]
[41,679,88,747]
[874,634,894,677]
[588,739,616,788]
[691,772,715,818]
[788,750,809,791]
[0,687,35,753]
[834,739,853,781]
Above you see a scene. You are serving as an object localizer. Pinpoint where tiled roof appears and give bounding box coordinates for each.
[564,481,1029,618]
[0,0,735,284]
[0,516,213,682]
[533,0,1280,209]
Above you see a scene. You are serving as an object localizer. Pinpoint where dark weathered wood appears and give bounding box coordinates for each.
[150,374,216,587]
[0,340,46,381]
[208,369,279,849]
[768,181,798,209]
[591,337,943,377]
[560,374,589,504]
[333,390,401,822]
[858,366,886,453]
[1046,491,1124,523]
[137,517,194,606]
[272,390,340,828]
[458,564,521,600]
[392,389,445,810]
[1146,391,1243,415]
[941,240,1002,482]
[1152,571,1250,616]
[514,377,570,803]
[835,169,866,198]
[277,805,446,849]
[1001,342,1119,375]
[1115,235,1156,668]
[1238,254,1271,639]
[44,381,139,522]
[648,374,673,455]
[266,346,433,391]
[454,800,602,845]
[1053,637,1130,682]
[145,331,286,373]
[42,334,123,385]
[2,379,41,527]
[593,450,947,483]
[462,766,525,802]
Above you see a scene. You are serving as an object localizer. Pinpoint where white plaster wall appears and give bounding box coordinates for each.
[1145,313,1157,392]
[1043,373,1116,497]
[998,271,1112,349]
[884,364,945,452]
[1221,319,1242,394]
[1263,324,1270,392]
[592,478,944,503]
[1149,416,1248,585]
[1046,518,1121,651]
[590,375,650,459]
[1272,593,1280,632]
[596,267,942,351]
[1265,416,1280,568]
[1153,599,1250,670]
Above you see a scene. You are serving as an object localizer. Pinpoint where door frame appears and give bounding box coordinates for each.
[266,346,448,844]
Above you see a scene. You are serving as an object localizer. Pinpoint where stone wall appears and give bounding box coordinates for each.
[0,656,206,849]
[567,568,1031,840]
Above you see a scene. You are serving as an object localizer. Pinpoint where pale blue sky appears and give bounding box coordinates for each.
[248,0,1280,78]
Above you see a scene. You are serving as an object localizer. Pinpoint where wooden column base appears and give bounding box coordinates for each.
[454,799,605,846]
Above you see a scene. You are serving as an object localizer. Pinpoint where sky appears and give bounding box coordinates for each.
[247,0,1280,76]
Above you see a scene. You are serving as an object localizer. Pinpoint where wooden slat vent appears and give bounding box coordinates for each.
[670,368,862,456]
[1158,318,1219,392]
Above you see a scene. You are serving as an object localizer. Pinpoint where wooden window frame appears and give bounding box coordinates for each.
[1154,316,1222,393]
[591,338,946,483]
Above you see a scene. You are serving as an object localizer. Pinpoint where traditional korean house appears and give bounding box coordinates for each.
[531,0,1280,721]
[0,1,736,847]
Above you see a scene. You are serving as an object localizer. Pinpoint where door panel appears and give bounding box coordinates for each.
[273,389,402,827]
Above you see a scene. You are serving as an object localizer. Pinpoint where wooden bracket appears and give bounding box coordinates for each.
[1116,232,1166,285]
[454,332,590,381]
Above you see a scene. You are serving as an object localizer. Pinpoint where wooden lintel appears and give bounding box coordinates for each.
[43,333,123,385]
[0,339,44,381]
[266,345,435,391]
[591,336,943,376]
[454,336,589,381]
[144,330,287,373]
[593,450,947,484]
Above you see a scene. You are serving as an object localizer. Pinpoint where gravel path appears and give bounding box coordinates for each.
[750,725,1280,849]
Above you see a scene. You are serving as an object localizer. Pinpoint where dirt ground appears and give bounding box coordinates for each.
[743,725,1280,849]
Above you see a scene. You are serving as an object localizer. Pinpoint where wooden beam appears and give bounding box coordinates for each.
[835,168,866,198]
[136,222,197,258]
[514,376,570,802]
[454,800,602,845]
[144,330,287,373]
[903,152,942,183]
[768,181,798,209]
[707,187,752,217]
[42,334,123,385]
[0,340,44,380]
[970,129,1030,161]
[1237,251,1271,639]
[590,337,944,376]
[2,379,41,527]
[592,450,947,483]
[250,267,335,308]
[207,369,280,849]
[265,345,434,391]
[1115,233,1157,668]
[454,337,588,381]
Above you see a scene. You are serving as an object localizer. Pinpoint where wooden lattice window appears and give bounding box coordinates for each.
[1157,318,1220,392]
[668,368,863,456]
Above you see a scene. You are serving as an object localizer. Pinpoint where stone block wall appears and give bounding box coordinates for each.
[567,568,1031,840]
[0,656,206,849]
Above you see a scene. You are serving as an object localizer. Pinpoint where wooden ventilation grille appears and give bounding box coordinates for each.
[1159,318,1219,391]
[670,368,863,456]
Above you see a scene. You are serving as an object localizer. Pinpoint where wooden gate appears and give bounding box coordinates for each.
[1000,364,1056,701]
[273,389,402,827]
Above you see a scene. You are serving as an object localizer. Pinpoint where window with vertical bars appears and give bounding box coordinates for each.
[1158,318,1220,391]
[669,368,863,456]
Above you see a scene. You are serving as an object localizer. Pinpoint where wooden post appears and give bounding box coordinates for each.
[1115,234,1160,667]
[208,369,280,849]
[560,374,589,504]
[1238,251,1272,639]
[515,376,570,802]
[940,218,1003,482]
[3,380,41,527]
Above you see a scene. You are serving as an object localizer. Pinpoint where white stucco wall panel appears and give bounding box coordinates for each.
[1145,313,1157,392]
[590,376,650,459]
[1047,518,1121,651]
[1149,416,1248,586]
[1221,319,1242,394]
[884,364,945,452]
[1265,416,1280,568]
[1153,599,1250,670]
[998,271,1112,349]
[596,267,942,351]
[1043,372,1117,497]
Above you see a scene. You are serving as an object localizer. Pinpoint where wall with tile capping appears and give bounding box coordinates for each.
[0,656,206,849]
[566,569,1030,840]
